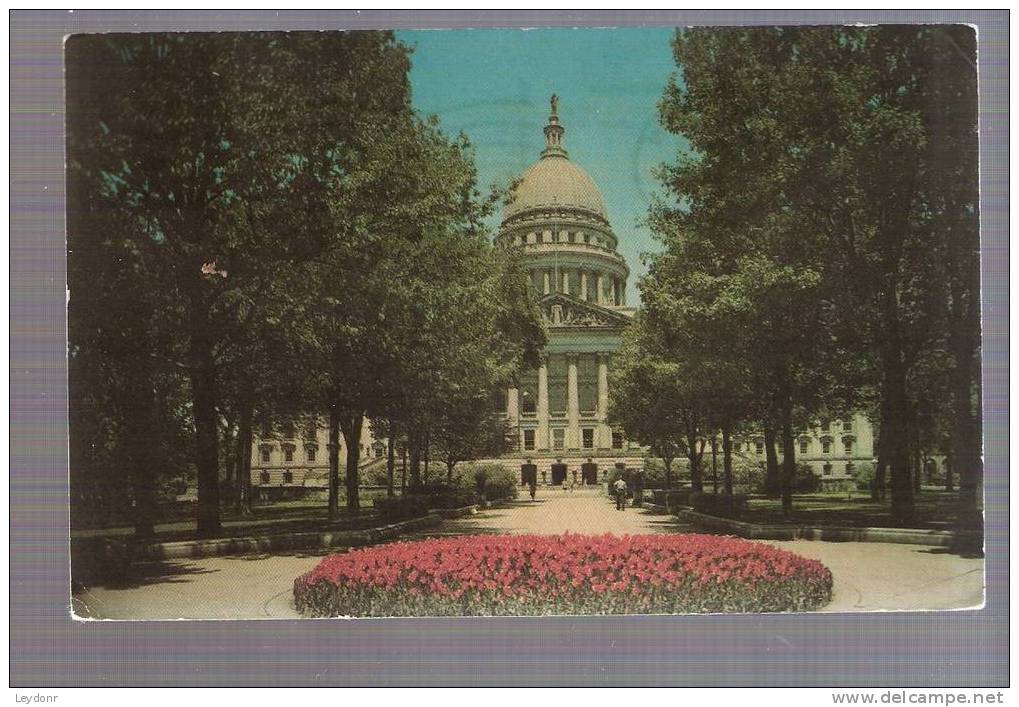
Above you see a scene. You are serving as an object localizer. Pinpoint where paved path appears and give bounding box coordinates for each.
[73,490,984,619]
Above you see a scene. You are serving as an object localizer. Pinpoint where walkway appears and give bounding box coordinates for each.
[72,489,984,619]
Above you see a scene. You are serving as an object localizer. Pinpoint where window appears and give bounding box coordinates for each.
[612,431,624,450]
[284,447,294,462]
[282,470,293,484]
[822,439,831,454]
[823,463,832,476]
[799,440,809,455]
[843,438,853,454]
[842,419,853,431]
[259,471,270,484]
[260,448,271,463]
[755,441,764,455]
[304,419,318,440]
[552,428,565,450]
[582,428,595,449]
[306,446,317,462]
[820,421,830,432]
[846,462,856,476]
[523,429,535,451]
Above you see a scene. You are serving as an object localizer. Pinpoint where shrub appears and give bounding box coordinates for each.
[408,486,479,510]
[466,463,519,502]
[373,496,430,522]
[795,463,822,493]
[690,492,749,519]
[293,533,833,616]
[854,463,876,492]
[652,488,694,509]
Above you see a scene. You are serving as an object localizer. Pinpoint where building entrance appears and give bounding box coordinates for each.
[550,462,567,485]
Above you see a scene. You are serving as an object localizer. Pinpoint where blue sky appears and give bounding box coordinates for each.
[397,27,685,304]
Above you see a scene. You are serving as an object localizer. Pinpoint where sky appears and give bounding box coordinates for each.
[397,27,685,305]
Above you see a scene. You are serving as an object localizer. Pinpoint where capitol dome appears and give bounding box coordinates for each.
[503,156,608,222]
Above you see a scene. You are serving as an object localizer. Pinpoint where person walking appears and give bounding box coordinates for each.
[613,476,628,511]
[529,478,537,502]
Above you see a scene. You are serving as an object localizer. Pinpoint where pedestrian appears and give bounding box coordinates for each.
[529,478,537,502]
[613,476,628,511]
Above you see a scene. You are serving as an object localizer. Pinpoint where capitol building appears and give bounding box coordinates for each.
[249,97,879,492]
[491,97,644,481]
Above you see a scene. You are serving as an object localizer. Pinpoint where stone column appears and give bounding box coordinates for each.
[597,352,610,448]
[543,270,550,295]
[596,273,605,306]
[562,269,570,295]
[580,271,588,301]
[566,354,580,449]
[537,356,549,450]
[507,387,520,452]
[611,279,618,306]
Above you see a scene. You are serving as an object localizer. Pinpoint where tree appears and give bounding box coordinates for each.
[654,26,980,524]
[609,317,694,491]
[66,31,429,535]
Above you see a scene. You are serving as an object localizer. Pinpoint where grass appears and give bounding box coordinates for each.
[740,490,969,530]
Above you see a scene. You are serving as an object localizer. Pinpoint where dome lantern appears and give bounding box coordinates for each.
[541,93,567,159]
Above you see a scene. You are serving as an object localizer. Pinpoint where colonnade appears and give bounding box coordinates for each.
[506,352,614,452]
[535,267,626,306]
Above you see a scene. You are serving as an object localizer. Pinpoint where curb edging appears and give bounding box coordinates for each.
[675,508,982,547]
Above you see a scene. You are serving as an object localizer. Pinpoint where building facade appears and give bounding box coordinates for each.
[492,98,644,478]
[250,418,383,493]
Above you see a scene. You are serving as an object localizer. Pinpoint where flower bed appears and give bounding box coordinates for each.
[293,533,833,616]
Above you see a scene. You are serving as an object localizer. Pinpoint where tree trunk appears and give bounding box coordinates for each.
[710,436,718,494]
[687,428,703,493]
[126,368,158,539]
[764,426,781,497]
[189,308,221,538]
[663,457,673,490]
[386,433,395,498]
[401,445,408,492]
[881,360,914,525]
[409,444,421,488]
[722,425,733,496]
[944,455,954,492]
[949,338,981,527]
[328,406,341,520]
[340,413,363,510]
[235,401,253,515]
[780,402,796,517]
[446,460,455,484]
[423,431,430,484]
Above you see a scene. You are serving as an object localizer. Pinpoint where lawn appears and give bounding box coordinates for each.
[741,490,970,530]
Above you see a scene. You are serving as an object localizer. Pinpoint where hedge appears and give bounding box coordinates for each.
[690,492,749,519]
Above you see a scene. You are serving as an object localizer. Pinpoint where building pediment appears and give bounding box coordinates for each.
[538,293,631,330]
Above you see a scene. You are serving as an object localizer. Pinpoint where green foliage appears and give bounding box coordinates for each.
[464,463,520,502]
[853,463,877,492]
[373,496,431,522]
[690,492,749,519]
